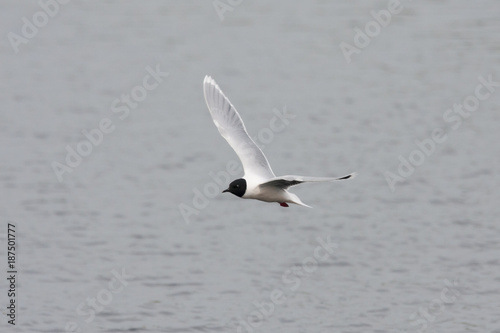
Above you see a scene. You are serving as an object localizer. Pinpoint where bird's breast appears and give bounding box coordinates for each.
[244,184,288,203]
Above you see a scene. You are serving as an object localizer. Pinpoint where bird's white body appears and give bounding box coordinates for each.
[203,75,356,208]
[246,186,308,206]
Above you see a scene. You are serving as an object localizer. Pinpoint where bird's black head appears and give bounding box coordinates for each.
[222,178,247,198]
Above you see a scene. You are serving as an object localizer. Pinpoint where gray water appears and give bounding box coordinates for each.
[1,1,499,332]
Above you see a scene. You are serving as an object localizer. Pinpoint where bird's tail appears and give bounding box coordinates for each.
[287,192,312,208]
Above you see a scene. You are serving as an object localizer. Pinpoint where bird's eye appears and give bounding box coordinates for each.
[235,185,239,188]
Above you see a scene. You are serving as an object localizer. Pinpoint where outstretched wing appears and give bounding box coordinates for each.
[260,172,357,190]
[203,76,275,180]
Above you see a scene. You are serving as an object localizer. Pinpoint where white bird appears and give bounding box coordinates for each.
[203,76,356,208]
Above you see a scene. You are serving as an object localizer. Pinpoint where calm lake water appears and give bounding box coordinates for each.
[1,1,499,332]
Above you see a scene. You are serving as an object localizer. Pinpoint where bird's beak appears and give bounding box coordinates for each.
[222,188,229,193]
